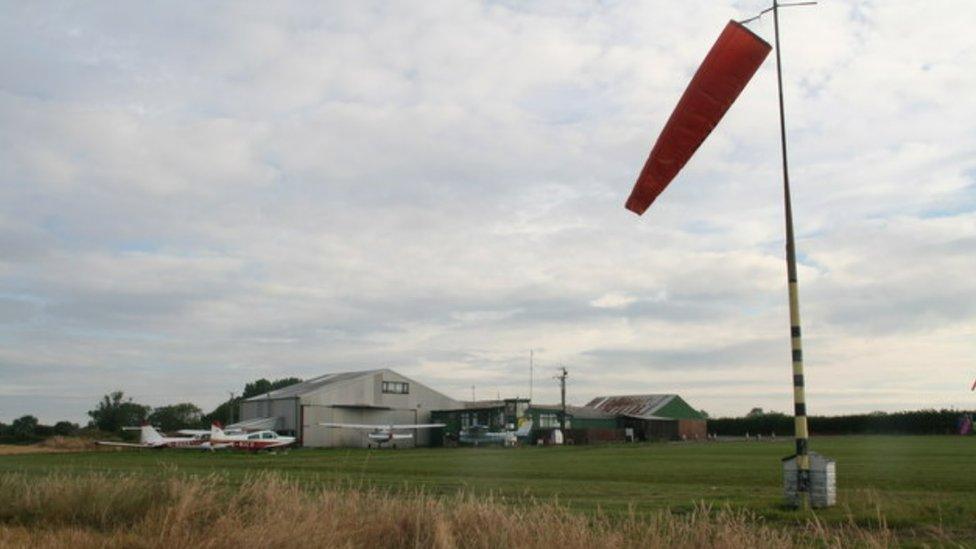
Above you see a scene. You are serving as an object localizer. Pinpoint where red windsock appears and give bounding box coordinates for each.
[626,21,771,215]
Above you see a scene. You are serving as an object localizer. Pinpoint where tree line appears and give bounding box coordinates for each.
[0,377,302,444]
[708,408,975,436]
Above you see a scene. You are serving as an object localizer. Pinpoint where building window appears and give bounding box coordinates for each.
[382,381,409,394]
[461,413,471,428]
[536,413,570,428]
[538,413,559,428]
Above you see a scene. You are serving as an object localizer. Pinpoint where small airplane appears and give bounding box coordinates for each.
[96,423,211,449]
[456,419,533,447]
[459,424,518,446]
[209,422,295,451]
[319,422,445,448]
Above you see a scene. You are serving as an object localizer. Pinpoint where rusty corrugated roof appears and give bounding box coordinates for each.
[585,394,677,419]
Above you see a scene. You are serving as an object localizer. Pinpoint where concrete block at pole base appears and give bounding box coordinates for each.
[782,451,836,508]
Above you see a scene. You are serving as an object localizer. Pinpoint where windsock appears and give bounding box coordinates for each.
[626,21,772,215]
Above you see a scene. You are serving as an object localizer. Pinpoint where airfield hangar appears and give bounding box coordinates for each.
[586,394,707,441]
[238,369,462,448]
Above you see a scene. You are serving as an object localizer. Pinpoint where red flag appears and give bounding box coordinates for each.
[626,21,772,215]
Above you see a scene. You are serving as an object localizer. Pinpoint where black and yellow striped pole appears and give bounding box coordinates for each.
[772,0,812,505]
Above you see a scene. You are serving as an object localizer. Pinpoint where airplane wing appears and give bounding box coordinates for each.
[319,423,386,430]
[390,423,446,430]
[177,429,211,436]
[96,441,150,448]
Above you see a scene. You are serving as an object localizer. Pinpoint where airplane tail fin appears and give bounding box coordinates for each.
[141,423,165,445]
[211,421,225,439]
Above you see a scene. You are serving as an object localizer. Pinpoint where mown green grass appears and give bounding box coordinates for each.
[2,436,973,541]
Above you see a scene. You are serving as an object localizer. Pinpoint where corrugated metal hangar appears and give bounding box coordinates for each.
[238,369,461,448]
[239,368,707,448]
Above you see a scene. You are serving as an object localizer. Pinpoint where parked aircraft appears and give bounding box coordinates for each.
[96,423,210,449]
[456,419,534,447]
[318,422,445,448]
[459,424,517,446]
[209,422,295,451]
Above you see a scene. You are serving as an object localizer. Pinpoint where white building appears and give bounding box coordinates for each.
[238,369,461,448]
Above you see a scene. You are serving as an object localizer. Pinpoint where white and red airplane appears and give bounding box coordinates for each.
[96,423,211,449]
[209,422,295,451]
[318,422,445,448]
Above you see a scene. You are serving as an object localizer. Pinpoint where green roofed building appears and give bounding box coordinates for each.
[430,400,622,446]
[430,394,708,446]
[429,399,529,447]
[526,404,618,430]
[585,394,707,441]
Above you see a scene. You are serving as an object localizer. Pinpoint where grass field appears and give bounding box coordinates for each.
[1,435,973,546]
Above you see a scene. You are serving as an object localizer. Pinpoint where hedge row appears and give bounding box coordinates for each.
[708,409,974,436]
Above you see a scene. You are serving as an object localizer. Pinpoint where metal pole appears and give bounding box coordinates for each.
[772,0,811,505]
[529,350,534,402]
[558,367,568,431]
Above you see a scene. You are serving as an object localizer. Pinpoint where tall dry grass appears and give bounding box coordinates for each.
[0,473,896,548]
[0,437,97,456]
[35,436,98,451]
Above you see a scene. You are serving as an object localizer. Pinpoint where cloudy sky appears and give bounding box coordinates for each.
[1,1,974,423]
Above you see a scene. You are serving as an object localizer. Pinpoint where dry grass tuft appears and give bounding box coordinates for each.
[0,446,54,456]
[0,438,98,456]
[0,473,897,548]
[35,436,99,451]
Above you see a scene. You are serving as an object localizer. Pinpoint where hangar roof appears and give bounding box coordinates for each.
[243,369,383,401]
[586,394,684,419]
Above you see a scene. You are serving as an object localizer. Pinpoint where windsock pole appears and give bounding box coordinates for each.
[772,0,811,506]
